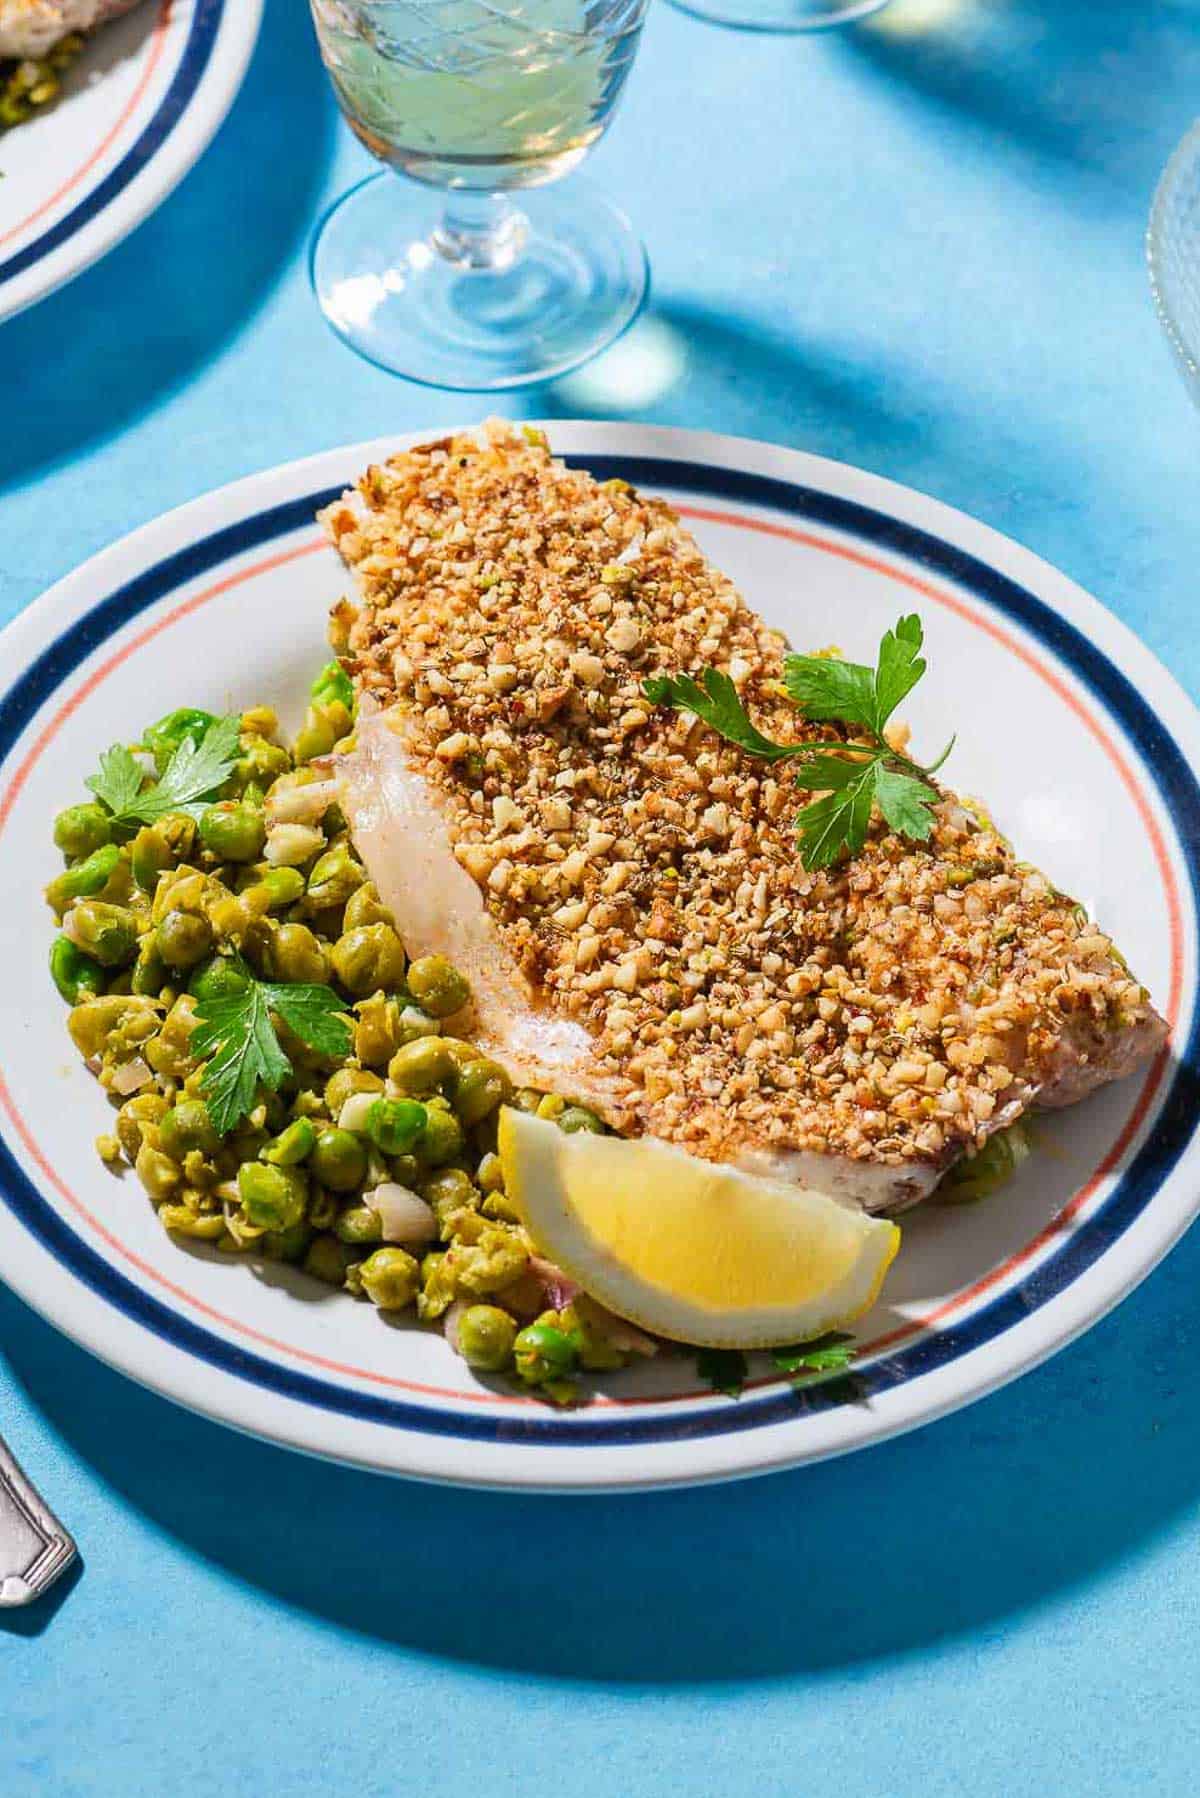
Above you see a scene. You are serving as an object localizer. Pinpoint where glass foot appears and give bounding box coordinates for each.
[666,0,889,29]
[310,172,649,391]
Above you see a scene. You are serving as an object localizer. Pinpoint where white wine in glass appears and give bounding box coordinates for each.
[309,0,650,389]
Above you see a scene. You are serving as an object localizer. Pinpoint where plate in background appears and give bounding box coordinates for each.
[0,0,261,323]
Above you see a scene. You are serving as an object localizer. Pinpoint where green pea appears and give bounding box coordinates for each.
[268,922,328,985]
[558,1105,606,1135]
[308,1186,339,1231]
[311,659,355,713]
[46,843,122,912]
[231,736,291,794]
[311,1128,367,1193]
[457,1305,517,1372]
[262,1219,313,1263]
[67,899,138,967]
[421,1168,477,1238]
[304,1233,346,1285]
[421,1167,477,1210]
[324,1067,384,1115]
[115,1092,168,1160]
[331,924,406,998]
[343,882,393,933]
[365,1097,427,1155]
[353,993,403,1067]
[49,935,105,1003]
[130,942,167,996]
[257,867,306,910]
[388,1152,421,1189]
[240,705,279,740]
[513,1322,579,1386]
[416,1100,464,1168]
[198,802,266,864]
[406,954,471,1019]
[155,909,214,971]
[237,1161,307,1231]
[388,1036,454,1096]
[335,1205,382,1245]
[477,1152,505,1196]
[262,1117,317,1167]
[453,1057,512,1126]
[53,803,111,859]
[306,843,365,910]
[357,1246,419,1311]
[292,708,337,765]
[136,1143,182,1201]
[142,708,216,774]
[159,1204,225,1241]
[189,954,252,1002]
[159,1100,219,1159]
[129,816,196,892]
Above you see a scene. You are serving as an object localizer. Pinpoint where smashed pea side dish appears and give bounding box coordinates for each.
[44,665,639,1406]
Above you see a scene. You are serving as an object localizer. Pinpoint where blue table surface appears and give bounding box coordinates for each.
[5,0,1200,1790]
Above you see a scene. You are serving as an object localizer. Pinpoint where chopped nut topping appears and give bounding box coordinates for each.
[323,423,1165,1175]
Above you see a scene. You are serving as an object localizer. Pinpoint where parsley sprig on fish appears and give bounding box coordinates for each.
[644,614,955,871]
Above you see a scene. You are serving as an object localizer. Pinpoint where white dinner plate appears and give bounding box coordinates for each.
[0,0,261,323]
[2,422,1198,1491]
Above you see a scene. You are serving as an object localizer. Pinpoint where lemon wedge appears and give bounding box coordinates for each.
[497,1109,900,1349]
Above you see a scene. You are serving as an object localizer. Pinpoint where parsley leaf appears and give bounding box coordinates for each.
[770,1333,856,1381]
[696,1347,748,1398]
[782,653,877,731]
[262,982,356,1059]
[795,770,876,871]
[872,765,938,843]
[86,714,242,828]
[871,612,926,730]
[642,671,803,763]
[191,961,353,1135]
[645,615,952,873]
[191,985,292,1137]
[84,742,144,820]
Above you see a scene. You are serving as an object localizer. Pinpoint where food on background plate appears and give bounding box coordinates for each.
[0,0,143,129]
[43,424,1167,1404]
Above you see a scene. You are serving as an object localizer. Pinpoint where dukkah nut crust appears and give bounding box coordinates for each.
[322,423,1166,1180]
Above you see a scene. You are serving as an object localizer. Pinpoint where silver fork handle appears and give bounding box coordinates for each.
[0,1434,75,1607]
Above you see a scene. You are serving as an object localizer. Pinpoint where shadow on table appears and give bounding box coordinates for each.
[845,0,1197,205]
[537,298,934,462]
[0,0,336,494]
[4,1213,1200,1679]
[0,1555,82,1640]
[536,297,1052,524]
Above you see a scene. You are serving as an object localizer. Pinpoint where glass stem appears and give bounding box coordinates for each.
[431,191,529,272]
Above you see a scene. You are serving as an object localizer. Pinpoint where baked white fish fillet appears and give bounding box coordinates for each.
[323,425,1168,1215]
[0,0,141,59]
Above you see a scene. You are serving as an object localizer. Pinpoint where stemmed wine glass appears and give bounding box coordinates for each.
[309,0,650,390]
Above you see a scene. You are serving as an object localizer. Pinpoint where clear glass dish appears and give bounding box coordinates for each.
[1148,117,1200,400]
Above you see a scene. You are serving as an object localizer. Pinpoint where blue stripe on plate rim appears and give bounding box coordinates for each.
[1,454,1197,1448]
[0,0,224,290]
